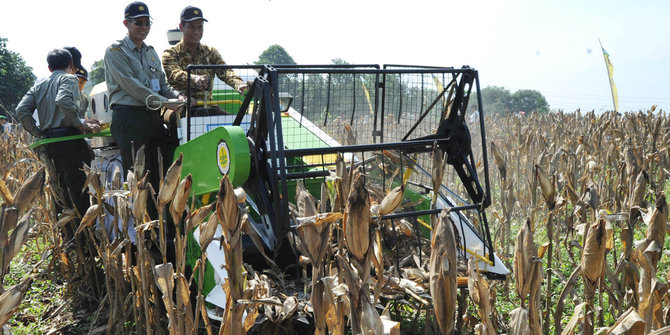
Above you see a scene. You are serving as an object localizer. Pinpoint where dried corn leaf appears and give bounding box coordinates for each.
[12,166,45,215]
[429,209,457,335]
[606,307,645,335]
[381,314,400,335]
[0,207,18,249]
[535,164,556,210]
[379,185,404,216]
[490,141,507,179]
[216,176,240,232]
[171,174,192,221]
[133,145,146,177]
[157,152,183,208]
[344,170,370,261]
[3,210,33,273]
[538,242,550,259]
[75,204,101,235]
[631,170,649,208]
[153,263,176,333]
[561,302,586,335]
[514,218,537,302]
[361,295,383,335]
[199,212,218,251]
[132,171,149,221]
[187,202,214,234]
[279,296,298,322]
[296,179,318,217]
[0,179,13,205]
[431,144,445,205]
[509,307,530,335]
[581,218,607,284]
[646,194,668,247]
[0,275,34,327]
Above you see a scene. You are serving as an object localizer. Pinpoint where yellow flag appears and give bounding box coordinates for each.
[600,43,619,112]
[360,79,375,116]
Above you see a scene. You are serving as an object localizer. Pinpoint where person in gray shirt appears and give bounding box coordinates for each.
[104,1,184,218]
[15,48,101,238]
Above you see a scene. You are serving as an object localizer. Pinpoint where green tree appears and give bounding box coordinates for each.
[331,58,350,65]
[511,89,549,114]
[476,86,549,116]
[255,44,296,65]
[480,86,512,115]
[0,36,35,117]
[88,59,105,87]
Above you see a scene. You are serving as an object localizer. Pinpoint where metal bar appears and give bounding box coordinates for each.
[270,64,381,69]
[187,68,192,141]
[194,100,242,106]
[374,204,483,221]
[380,72,386,143]
[267,67,290,237]
[373,73,381,142]
[397,73,403,124]
[481,211,495,263]
[187,64,262,70]
[285,161,331,170]
[283,138,448,157]
[186,64,474,75]
[323,74,331,127]
[350,75,357,126]
[285,170,329,179]
[274,68,476,75]
[475,73,492,208]
[384,64,455,69]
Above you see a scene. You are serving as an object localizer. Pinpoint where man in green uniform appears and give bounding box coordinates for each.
[75,67,89,117]
[162,5,248,116]
[104,1,184,194]
[15,48,101,236]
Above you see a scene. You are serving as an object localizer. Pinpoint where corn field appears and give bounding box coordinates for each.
[1,107,669,334]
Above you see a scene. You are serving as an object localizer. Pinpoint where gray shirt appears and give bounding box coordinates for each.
[104,35,180,107]
[15,70,83,137]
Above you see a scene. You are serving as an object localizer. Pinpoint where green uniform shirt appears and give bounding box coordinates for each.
[104,35,180,107]
[15,70,83,137]
[79,91,89,118]
[162,41,244,101]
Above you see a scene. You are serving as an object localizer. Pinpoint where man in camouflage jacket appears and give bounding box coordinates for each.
[162,6,248,115]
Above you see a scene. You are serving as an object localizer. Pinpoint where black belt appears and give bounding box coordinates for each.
[111,104,148,111]
[43,127,79,139]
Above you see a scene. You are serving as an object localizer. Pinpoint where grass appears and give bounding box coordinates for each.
[5,237,70,334]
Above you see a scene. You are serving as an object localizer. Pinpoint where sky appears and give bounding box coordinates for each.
[1,0,668,113]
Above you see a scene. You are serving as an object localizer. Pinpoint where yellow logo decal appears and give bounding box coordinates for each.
[139,6,145,11]
[194,10,199,14]
[217,140,230,175]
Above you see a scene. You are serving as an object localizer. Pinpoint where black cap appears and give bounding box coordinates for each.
[75,67,88,80]
[180,6,208,22]
[125,1,151,19]
[64,46,82,69]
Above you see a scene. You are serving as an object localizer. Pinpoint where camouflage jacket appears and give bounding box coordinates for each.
[162,41,244,101]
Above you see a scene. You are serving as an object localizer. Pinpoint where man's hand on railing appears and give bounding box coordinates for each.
[78,119,101,134]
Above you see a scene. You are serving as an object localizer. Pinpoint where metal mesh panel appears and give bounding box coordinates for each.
[275,67,481,205]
